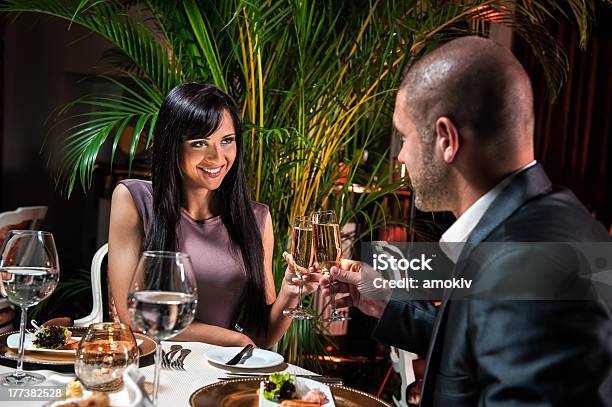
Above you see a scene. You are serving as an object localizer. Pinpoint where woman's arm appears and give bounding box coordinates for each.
[172,322,255,346]
[108,184,144,325]
[259,212,293,348]
[257,213,319,349]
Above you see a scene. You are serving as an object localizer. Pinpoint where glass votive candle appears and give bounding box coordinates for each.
[75,322,139,392]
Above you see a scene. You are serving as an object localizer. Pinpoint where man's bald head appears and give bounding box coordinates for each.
[399,36,534,156]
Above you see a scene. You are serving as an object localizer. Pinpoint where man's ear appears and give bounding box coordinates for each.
[435,117,460,163]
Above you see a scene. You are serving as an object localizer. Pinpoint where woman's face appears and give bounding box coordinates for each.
[180,110,237,192]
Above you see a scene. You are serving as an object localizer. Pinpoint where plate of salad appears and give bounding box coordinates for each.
[259,372,334,406]
[7,326,80,354]
[6,326,143,354]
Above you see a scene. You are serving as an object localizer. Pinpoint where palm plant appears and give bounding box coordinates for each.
[2,0,606,369]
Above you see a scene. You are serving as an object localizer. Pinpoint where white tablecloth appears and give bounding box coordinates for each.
[0,341,315,406]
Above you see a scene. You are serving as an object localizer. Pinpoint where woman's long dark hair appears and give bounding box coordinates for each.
[144,82,268,334]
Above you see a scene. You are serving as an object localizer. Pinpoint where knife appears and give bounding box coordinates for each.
[237,344,254,365]
[225,344,254,365]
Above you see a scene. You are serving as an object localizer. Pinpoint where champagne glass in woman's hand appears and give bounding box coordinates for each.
[0,230,59,385]
[311,210,350,322]
[283,216,315,319]
[128,252,197,405]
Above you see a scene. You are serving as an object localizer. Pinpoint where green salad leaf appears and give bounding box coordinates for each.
[263,372,296,401]
[32,326,68,349]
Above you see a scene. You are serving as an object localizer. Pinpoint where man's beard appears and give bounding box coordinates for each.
[410,144,454,212]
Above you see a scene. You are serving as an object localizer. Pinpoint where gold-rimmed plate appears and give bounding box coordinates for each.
[189,377,391,407]
[0,326,156,366]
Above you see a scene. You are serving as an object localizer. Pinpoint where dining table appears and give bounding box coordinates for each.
[0,340,316,406]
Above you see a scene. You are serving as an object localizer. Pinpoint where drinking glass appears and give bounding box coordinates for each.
[283,216,314,319]
[311,211,350,322]
[0,230,60,385]
[128,251,197,405]
[75,322,138,391]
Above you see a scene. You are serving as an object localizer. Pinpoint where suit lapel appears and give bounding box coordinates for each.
[465,164,552,245]
[419,164,553,405]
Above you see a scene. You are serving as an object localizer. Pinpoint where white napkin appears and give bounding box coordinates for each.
[123,366,153,407]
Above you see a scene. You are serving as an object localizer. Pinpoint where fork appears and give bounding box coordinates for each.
[162,344,182,369]
[171,348,191,371]
[26,320,43,334]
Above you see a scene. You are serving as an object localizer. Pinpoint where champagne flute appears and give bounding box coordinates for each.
[0,230,60,385]
[128,251,197,405]
[311,211,350,322]
[283,216,314,320]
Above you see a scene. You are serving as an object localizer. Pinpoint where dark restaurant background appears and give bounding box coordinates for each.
[514,2,612,224]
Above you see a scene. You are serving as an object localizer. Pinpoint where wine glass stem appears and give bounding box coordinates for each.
[297,274,304,309]
[152,340,162,405]
[329,291,337,315]
[16,305,28,376]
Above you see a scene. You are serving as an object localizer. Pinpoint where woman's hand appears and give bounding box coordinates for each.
[282,251,320,296]
[235,332,257,347]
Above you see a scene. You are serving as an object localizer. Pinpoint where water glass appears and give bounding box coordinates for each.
[128,251,197,405]
[0,230,59,385]
[75,322,139,392]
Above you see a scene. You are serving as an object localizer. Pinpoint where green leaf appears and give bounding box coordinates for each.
[182,0,227,90]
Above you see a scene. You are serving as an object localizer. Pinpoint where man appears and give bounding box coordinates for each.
[321,36,612,406]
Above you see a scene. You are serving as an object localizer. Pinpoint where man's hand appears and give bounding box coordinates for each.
[319,259,391,319]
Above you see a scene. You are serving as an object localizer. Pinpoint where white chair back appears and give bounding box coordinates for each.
[0,206,47,228]
[0,206,48,246]
[74,243,108,327]
[373,241,418,407]
[391,346,418,407]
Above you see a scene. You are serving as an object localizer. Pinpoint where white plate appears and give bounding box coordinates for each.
[7,333,143,354]
[258,377,335,406]
[205,347,284,369]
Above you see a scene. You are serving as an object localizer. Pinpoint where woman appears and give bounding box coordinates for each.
[108,82,316,348]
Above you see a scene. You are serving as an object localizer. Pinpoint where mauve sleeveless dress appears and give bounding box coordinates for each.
[119,179,269,330]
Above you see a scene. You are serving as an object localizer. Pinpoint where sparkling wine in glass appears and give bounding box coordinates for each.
[0,230,60,385]
[128,251,197,405]
[283,216,314,319]
[311,211,349,322]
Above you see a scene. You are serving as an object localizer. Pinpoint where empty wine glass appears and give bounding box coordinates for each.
[0,230,60,385]
[311,211,350,322]
[283,216,314,319]
[128,251,197,405]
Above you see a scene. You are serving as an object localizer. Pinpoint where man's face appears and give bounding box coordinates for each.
[394,90,453,212]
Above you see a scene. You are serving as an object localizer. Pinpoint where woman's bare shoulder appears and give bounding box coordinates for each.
[110,183,140,225]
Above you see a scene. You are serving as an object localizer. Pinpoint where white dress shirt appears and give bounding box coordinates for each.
[440,160,537,262]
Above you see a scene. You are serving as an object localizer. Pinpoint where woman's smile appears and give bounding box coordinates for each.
[199,165,224,178]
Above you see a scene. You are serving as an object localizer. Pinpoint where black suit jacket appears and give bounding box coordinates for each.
[373,164,612,406]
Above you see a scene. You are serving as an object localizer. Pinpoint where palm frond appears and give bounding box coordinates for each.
[182,0,227,90]
[49,75,160,196]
